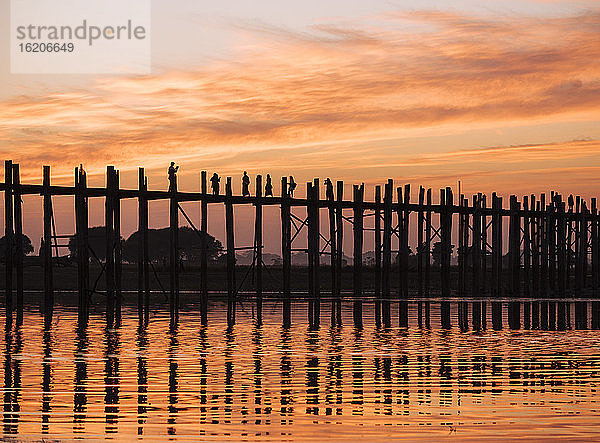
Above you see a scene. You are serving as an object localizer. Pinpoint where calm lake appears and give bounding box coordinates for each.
[2,299,600,440]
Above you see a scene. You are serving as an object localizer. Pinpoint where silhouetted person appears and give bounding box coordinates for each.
[242,171,251,197]
[288,176,297,197]
[168,162,179,192]
[265,174,273,197]
[325,178,333,201]
[210,173,220,195]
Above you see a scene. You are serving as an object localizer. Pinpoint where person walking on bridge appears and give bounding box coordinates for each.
[210,173,220,195]
[242,171,251,197]
[168,162,179,192]
[265,174,273,197]
[288,176,297,197]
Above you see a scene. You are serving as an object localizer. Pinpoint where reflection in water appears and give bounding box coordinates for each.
[73,328,87,434]
[41,331,52,434]
[137,329,148,436]
[168,330,178,435]
[1,300,600,439]
[3,330,22,435]
[104,329,119,434]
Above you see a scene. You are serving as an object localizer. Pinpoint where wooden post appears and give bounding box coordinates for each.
[313,179,320,324]
[417,186,425,297]
[4,160,13,327]
[540,194,548,294]
[592,198,599,292]
[382,180,393,327]
[353,184,364,328]
[458,195,465,296]
[307,182,315,327]
[557,197,567,296]
[491,194,499,297]
[105,166,115,328]
[200,171,208,325]
[307,179,320,327]
[508,196,520,296]
[523,195,531,297]
[481,195,488,294]
[547,196,556,293]
[472,194,481,295]
[225,177,235,327]
[400,185,410,300]
[13,164,24,326]
[137,168,149,326]
[255,175,263,324]
[327,179,338,325]
[42,166,53,329]
[463,197,470,296]
[114,171,122,326]
[281,177,291,326]
[169,170,179,328]
[374,185,382,327]
[75,166,89,327]
[425,189,432,297]
[578,200,588,290]
[335,181,343,324]
[441,188,453,297]
[399,185,410,327]
[531,196,539,297]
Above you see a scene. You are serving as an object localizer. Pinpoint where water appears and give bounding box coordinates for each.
[2,300,600,440]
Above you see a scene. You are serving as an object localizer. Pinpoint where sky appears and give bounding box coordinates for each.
[1,0,599,253]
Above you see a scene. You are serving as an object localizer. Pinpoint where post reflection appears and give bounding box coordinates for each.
[0,301,598,439]
[73,328,88,434]
[279,327,293,428]
[137,329,148,436]
[325,327,343,418]
[104,329,120,434]
[199,326,208,432]
[41,331,52,434]
[3,329,22,435]
[167,330,179,435]
[305,328,320,416]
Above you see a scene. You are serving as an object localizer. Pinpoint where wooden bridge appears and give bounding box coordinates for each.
[2,160,599,330]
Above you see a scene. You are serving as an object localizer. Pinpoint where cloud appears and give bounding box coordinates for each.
[0,8,599,181]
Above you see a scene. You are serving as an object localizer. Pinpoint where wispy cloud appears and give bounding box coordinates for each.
[0,8,599,183]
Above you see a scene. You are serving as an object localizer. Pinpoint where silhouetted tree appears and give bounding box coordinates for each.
[432,241,454,267]
[122,226,223,263]
[68,226,124,261]
[0,234,34,260]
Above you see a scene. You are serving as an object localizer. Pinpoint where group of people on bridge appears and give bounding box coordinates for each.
[168,163,335,198]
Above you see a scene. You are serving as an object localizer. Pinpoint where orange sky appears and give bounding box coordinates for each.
[1,5,599,252]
